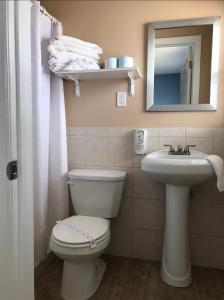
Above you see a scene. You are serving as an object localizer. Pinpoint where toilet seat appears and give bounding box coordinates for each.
[52,215,110,249]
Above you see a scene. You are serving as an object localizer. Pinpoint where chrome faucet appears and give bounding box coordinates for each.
[164,144,196,155]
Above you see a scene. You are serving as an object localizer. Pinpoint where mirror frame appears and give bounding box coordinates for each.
[146,16,221,112]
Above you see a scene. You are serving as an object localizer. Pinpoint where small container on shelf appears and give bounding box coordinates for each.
[104,57,117,69]
[118,56,134,68]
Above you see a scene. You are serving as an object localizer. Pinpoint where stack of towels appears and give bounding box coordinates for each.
[48,35,102,72]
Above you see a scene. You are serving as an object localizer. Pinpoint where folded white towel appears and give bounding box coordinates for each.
[50,39,102,54]
[49,53,100,72]
[63,60,100,71]
[48,35,102,73]
[207,155,224,192]
[49,42,101,60]
[48,48,99,64]
[50,63,100,72]
[51,35,102,53]
[50,61,100,72]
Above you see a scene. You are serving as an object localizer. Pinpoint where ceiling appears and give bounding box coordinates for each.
[155,45,191,75]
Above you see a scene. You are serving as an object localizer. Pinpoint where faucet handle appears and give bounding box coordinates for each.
[184,144,196,154]
[164,144,175,153]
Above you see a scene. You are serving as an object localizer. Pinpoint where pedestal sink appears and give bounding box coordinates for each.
[141,150,214,287]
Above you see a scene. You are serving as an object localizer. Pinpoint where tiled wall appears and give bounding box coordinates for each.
[67,127,224,269]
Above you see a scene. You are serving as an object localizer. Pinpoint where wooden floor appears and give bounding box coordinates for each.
[35,255,224,300]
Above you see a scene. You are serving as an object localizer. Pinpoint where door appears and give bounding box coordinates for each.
[180,48,193,105]
[0,1,19,299]
[0,1,34,299]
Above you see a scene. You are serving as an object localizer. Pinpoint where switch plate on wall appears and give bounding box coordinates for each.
[116,92,127,107]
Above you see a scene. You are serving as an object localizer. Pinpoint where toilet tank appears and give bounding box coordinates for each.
[68,169,127,218]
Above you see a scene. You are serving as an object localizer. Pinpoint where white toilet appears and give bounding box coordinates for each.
[50,168,127,300]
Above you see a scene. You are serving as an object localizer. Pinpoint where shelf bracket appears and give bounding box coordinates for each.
[73,79,80,97]
[128,72,135,96]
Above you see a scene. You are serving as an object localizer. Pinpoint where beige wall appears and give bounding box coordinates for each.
[43,1,224,127]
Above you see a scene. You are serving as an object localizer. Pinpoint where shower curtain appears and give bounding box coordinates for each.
[31,1,69,266]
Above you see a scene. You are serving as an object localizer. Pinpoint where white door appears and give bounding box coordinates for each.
[180,51,193,105]
[0,1,20,298]
[0,1,34,300]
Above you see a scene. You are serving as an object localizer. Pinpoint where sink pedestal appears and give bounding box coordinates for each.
[161,185,192,287]
[141,149,214,286]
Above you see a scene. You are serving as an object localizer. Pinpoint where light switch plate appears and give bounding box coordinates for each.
[116,91,127,107]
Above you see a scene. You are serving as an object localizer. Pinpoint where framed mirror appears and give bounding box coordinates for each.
[146,17,221,111]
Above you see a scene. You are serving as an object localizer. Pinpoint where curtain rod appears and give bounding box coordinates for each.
[40,5,59,24]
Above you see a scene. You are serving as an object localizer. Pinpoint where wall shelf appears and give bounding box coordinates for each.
[55,67,142,97]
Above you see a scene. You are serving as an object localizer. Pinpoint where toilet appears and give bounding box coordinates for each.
[49,168,127,300]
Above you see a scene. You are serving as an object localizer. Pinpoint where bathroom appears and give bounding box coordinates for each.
[1,0,224,299]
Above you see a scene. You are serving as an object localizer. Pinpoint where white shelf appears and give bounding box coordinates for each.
[55,67,142,97]
[55,67,141,80]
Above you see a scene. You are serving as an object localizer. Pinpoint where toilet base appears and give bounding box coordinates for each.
[61,258,106,300]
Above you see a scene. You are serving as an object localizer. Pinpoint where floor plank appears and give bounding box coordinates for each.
[35,255,224,300]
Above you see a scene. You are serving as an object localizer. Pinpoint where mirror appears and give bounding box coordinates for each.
[146,17,221,111]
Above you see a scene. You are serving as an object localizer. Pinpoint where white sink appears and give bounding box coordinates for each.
[142,149,213,186]
[141,150,214,288]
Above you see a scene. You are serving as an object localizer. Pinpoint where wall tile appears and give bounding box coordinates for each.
[214,138,224,158]
[67,127,85,136]
[109,166,132,197]
[211,204,224,235]
[156,201,165,230]
[147,128,159,137]
[132,153,144,169]
[109,137,132,167]
[185,137,213,154]
[68,164,85,171]
[157,183,166,201]
[156,231,164,261]
[111,198,132,228]
[190,234,210,267]
[186,128,213,138]
[107,227,132,257]
[67,136,85,165]
[132,229,156,260]
[189,202,210,235]
[85,136,109,166]
[159,127,185,137]
[133,198,157,230]
[212,184,224,203]
[109,127,133,136]
[133,168,157,199]
[214,128,224,138]
[211,236,224,269]
[86,127,108,136]
[148,136,159,153]
[191,180,213,203]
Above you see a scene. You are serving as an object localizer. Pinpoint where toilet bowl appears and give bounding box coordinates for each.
[50,169,127,300]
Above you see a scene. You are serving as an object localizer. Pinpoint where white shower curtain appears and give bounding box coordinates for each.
[31,1,69,266]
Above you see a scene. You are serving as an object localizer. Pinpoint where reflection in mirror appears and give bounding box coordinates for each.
[147,17,220,111]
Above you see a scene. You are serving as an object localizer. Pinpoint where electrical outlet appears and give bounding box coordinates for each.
[116,92,127,107]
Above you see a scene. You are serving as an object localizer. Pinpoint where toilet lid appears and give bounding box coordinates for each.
[52,215,109,246]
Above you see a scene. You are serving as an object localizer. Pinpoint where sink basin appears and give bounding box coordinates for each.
[141,150,214,288]
[141,150,213,186]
